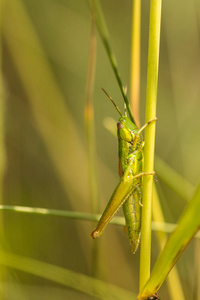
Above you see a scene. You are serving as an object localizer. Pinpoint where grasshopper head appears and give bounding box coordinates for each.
[117,116,139,144]
[101,89,141,145]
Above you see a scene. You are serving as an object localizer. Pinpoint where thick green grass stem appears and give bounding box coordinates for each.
[139,0,162,291]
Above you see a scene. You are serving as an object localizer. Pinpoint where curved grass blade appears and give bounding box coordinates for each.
[137,181,200,299]
[152,184,185,300]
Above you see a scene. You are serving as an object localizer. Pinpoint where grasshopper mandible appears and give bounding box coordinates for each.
[91,89,157,253]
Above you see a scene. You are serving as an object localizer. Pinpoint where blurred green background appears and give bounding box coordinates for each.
[1,0,200,299]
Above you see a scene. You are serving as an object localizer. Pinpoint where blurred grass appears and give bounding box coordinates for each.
[3,0,89,207]
[0,250,137,300]
[84,11,99,213]
[0,0,5,205]
[0,0,6,297]
[1,0,200,299]
[84,10,101,279]
[130,0,141,127]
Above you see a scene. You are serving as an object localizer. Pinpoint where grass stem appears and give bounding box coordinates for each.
[139,0,162,291]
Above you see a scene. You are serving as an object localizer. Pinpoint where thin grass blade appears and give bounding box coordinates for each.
[89,0,135,124]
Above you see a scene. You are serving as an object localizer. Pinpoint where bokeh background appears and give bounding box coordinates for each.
[1,0,200,299]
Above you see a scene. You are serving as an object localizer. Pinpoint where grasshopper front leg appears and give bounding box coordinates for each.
[132,117,158,147]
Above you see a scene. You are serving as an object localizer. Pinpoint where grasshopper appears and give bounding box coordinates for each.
[91,89,157,253]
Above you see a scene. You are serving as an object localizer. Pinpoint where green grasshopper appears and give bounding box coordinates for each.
[91,89,157,253]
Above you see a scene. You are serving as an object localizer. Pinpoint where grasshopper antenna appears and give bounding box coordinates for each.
[101,88,122,117]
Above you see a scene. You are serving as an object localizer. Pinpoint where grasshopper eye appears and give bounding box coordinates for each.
[117,121,123,129]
